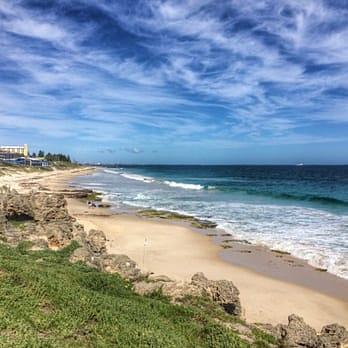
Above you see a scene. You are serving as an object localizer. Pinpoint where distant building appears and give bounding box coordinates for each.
[0,144,29,159]
[1,157,49,167]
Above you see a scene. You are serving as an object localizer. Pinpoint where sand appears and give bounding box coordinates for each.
[2,167,348,330]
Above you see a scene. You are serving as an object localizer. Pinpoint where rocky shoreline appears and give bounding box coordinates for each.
[0,187,347,347]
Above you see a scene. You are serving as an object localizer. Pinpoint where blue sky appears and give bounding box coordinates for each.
[0,0,348,164]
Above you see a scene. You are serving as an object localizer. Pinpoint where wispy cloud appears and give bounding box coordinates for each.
[0,0,348,162]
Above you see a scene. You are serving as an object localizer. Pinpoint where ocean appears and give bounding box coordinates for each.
[72,165,348,279]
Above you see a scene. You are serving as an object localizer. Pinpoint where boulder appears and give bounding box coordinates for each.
[86,229,107,255]
[133,272,242,317]
[47,228,73,250]
[148,274,173,282]
[133,281,165,296]
[191,272,241,316]
[318,324,348,348]
[72,223,87,245]
[0,188,33,219]
[99,254,143,281]
[31,192,73,224]
[0,189,78,250]
[69,247,98,268]
[278,314,318,348]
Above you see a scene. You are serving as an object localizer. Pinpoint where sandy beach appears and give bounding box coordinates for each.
[2,167,348,331]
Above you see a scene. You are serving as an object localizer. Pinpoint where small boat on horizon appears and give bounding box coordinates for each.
[296,163,304,166]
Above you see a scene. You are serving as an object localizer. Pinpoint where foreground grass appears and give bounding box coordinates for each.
[0,242,274,347]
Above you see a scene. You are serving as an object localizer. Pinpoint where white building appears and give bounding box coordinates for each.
[0,144,29,157]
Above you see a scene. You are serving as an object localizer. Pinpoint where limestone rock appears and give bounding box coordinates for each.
[134,272,242,317]
[86,229,106,255]
[133,281,165,296]
[72,223,87,245]
[99,254,143,281]
[191,272,241,316]
[0,188,33,219]
[161,280,201,301]
[318,324,348,348]
[0,189,76,249]
[148,274,173,282]
[69,247,98,268]
[278,314,318,348]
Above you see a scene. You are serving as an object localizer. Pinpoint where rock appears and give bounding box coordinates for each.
[72,223,87,245]
[0,188,33,219]
[133,281,165,296]
[99,254,143,281]
[0,189,78,250]
[318,324,348,348]
[97,203,111,208]
[69,247,98,268]
[138,272,242,317]
[31,192,73,224]
[47,228,73,250]
[161,281,201,301]
[278,314,318,348]
[191,272,241,316]
[148,274,173,282]
[86,229,106,255]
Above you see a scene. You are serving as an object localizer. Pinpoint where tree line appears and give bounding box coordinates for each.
[31,150,71,163]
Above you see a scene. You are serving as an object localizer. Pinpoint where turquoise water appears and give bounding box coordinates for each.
[73,165,348,279]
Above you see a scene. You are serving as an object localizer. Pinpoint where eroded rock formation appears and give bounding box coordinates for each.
[0,187,78,249]
[133,271,241,316]
[259,315,348,348]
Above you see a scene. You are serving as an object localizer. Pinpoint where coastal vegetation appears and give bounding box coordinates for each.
[32,150,72,163]
[0,242,275,347]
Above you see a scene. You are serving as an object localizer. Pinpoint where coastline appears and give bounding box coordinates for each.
[2,167,348,330]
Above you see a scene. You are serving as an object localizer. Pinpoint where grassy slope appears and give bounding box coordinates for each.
[0,242,275,348]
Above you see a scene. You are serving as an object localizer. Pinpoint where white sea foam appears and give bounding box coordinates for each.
[83,182,106,187]
[163,180,203,190]
[103,169,120,175]
[214,203,348,279]
[120,173,155,183]
[73,170,348,279]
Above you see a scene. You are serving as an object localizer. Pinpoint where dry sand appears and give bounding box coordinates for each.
[70,206,348,330]
[2,167,348,330]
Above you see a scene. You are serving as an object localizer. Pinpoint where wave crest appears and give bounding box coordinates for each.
[120,173,155,183]
[164,181,203,190]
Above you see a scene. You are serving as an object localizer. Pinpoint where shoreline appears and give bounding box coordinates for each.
[2,167,348,330]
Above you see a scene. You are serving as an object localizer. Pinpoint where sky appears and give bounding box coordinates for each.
[0,0,348,164]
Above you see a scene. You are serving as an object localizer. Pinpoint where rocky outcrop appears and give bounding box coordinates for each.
[68,228,144,281]
[278,314,318,347]
[318,324,348,348]
[0,188,76,249]
[191,272,241,316]
[258,315,348,348]
[134,272,241,317]
[86,229,107,255]
[98,254,143,281]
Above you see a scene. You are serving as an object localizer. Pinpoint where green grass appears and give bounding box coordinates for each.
[0,241,276,347]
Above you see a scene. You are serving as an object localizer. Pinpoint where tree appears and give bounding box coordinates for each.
[38,150,45,158]
[45,152,71,163]
[31,152,37,158]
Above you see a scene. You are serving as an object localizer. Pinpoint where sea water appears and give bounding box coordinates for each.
[72,165,348,279]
